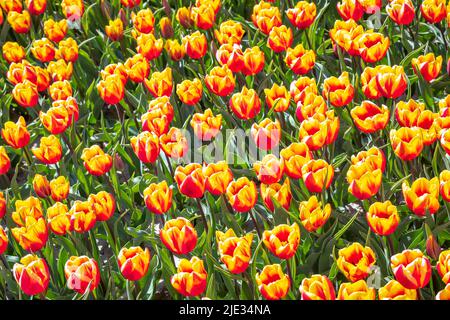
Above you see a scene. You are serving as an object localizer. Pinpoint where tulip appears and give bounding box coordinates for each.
[357,31,390,64]
[0,146,10,175]
[130,131,160,163]
[337,0,364,21]
[35,66,51,92]
[32,135,62,165]
[214,20,245,45]
[350,101,389,134]
[322,72,354,107]
[253,154,284,184]
[141,110,171,137]
[196,0,221,13]
[176,78,202,105]
[395,99,426,127]
[299,195,332,232]
[437,250,450,284]
[440,170,450,202]
[65,256,100,294]
[300,274,336,300]
[136,33,163,61]
[436,284,450,300]
[347,161,382,200]
[160,217,197,255]
[174,163,206,198]
[387,0,415,25]
[159,127,188,159]
[52,97,79,125]
[105,18,123,41]
[13,254,50,296]
[12,196,43,227]
[337,280,376,300]
[351,147,386,172]
[280,142,312,179]
[252,2,282,34]
[164,39,185,61]
[302,159,334,193]
[261,179,292,212]
[267,25,293,53]
[1,0,22,12]
[366,201,399,236]
[420,0,446,23]
[264,83,291,112]
[286,1,317,29]
[81,145,113,176]
[360,66,382,99]
[144,67,173,98]
[0,192,5,220]
[7,60,37,85]
[69,200,96,233]
[205,65,235,97]
[143,181,172,215]
[296,92,327,122]
[12,216,48,252]
[160,17,174,38]
[2,42,26,63]
[215,43,244,72]
[226,177,258,212]
[391,249,431,289]
[0,226,7,254]
[183,31,207,59]
[26,0,47,15]
[329,19,364,56]
[230,86,261,120]
[204,161,233,196]
[376,65,407,99]
[412,53,443,82]
[125,54,150,83]
[43,19,67,42]
[263,223,300,260]
[191,4,216,30]
[426,234,441,260]
[39,105,70,135]
[337,242,376,282]
[402,177,439,216]
[49,80,73,101]
[251,118,281,151]
[242,46,265,76]
[379,279,417,300]
[7,10,32,33]
[285,44,316,75]
[49,176,69,202]
[171,256,207,296]
[47,59,73,82]
[47,202,71,235]
[101,63,128,85]
[118,246,151,281]
[256,264,290,300]
[61,0,84,18]
[390,127,423,161]
[88,191,115,221]
[31,38,55,63]
[440,128,450,155]
[176,7,193,28]
[190,108,222,141]
[216,229,253,274]
[12,81,39,108]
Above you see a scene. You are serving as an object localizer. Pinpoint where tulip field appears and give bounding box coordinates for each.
[1,0,450,301]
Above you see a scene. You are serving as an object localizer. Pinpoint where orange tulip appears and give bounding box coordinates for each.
[267,25,293,53]
[205,65,235,97]
[136,33,163,61]
[101,63,128,85]
[2,41,26,64]
[366,201,399,236]
[295,92,327,122]
[360,66,382,99]
[322,72,354,107]
[160,217,197,255]
[357,31,390,63]
[190,108,222,141]
[252,1,282,34]
[32,135,62,165]
[390,127,423,161]
[31,38,55,63]
[337,280,376,300]
[216,229,253,274]
[12,196,43,227]
[13,254,50,296]
[253,154,284,184]
[395,99,425,126]
[7,60,37,86]
[176,7,193,28]
[0,146,10,175]
[12,80,39,108]
[31,174,50,198]
[39,105,70,135]
[379,279,417,300]
[0,226,7,254]
[12,216,48,252]
[264,83,291,112]
[47,59,73,81]
[204,161,233,196]
[351,101,389,134]
[159,127,188,159]
[144,181,172,215]
[196,0,221,13]
[299,111,340,151]
[347,161,382,200]
[61,0,84,18]
[437,250,450,284]
[1,0,23,12]
[440,170,450,202]
[376,65,407,99]
[49,176,69,202]
[290,76,318,105]
[105,18,123,41]
[131,8,154,33]
[302,159,334,193]
[420,0,446,23]
[256,264,290,300]
[52,97,79,125]
[230,86,261,120]
[125,54,150,83]
[43,19,67,43]
[226,177,258,213]
[141,109,171,137]
[118,246,151,281]
[26,0,47,15]
[251,118,280,151]
[436,283,450,300]
[391,249,431,289]
[176,78,202,106]
[81,145,112,176]
[1,117,30,149]
[329,19,364,56]
[183,31,207,59]
[164,39,185,61]
[337,0,364,21]
[337,242,376,282]
[171,256,207,296]
[387,0,415,25]
[65,256,100,294]
[49,80,73,101]
[130,131,160,163]
[174,163,206,198]
[281,142,312,179]
[0,192,5,220]
[402,177,439,216]
[412,53,443,82]
[261,178,292,212]
[299,195,332,232]
[47,202,71,235]
[215,43,244,72]
[191,4,216,30]
[286,1,317,29]
[69,200,96,233]
[242,46,265,76]
[7,10,31,33]
[263,223,300,259]
[159,17,173,38]
[144,67,173,98]
[35,66,51,92]
[440,128,450,155]
[214,20,245,45]
[88,191,115,222]
[285,44,315,75]
[300,274,336,300]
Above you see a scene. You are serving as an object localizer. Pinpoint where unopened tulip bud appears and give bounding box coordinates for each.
[426,234,441,260]
[160,17,174,38]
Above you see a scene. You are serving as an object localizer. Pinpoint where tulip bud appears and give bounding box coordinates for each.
[33,174,51,198]
[160,17,174,38]
[426,234,442,260]
[176,7,193,29]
